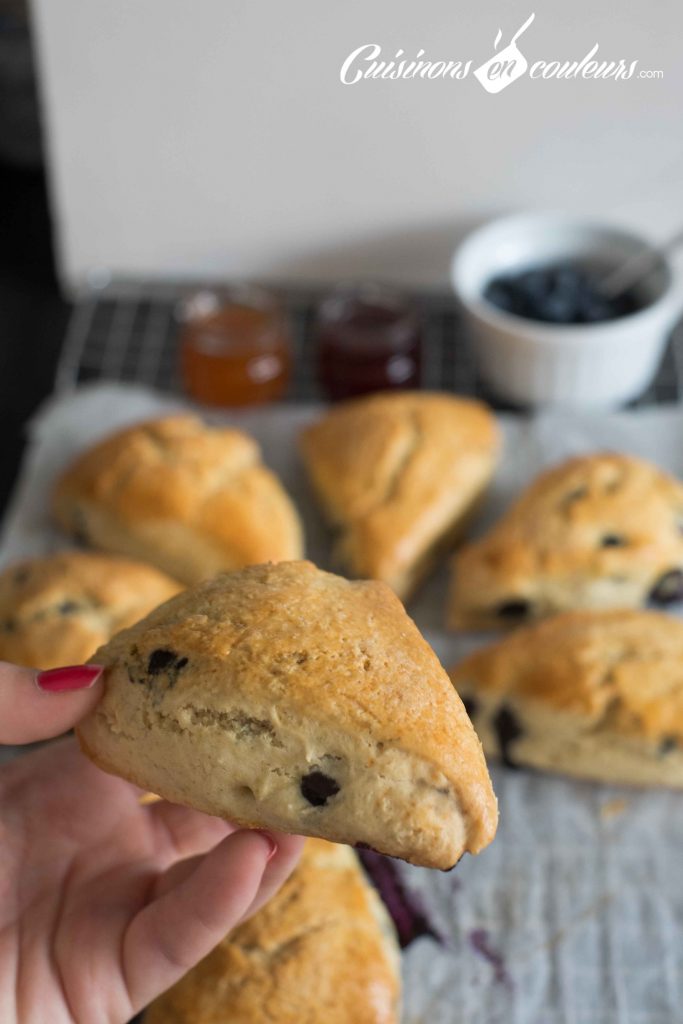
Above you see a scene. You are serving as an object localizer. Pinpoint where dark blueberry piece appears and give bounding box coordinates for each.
[147,649,180,675]
[578,295,613,323]
[469,928,513,989]
[518,269,553,303]
[649,570,683,606]
[484,282,516,314]
[175,656,189,671]
[482,263,645,327]
[659,736,678,756]
[300,770,340,807]
[462,695,479,720]
[493,705,524,769]
[600,535,627,548]
[536,294,576,324]
[58,600,80,615]
[496,599,531,621]
[554,266,583,295]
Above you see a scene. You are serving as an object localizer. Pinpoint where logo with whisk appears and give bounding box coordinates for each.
[473,13,535,93]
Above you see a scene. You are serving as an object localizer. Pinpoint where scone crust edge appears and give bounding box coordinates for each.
[52,415,303,583]
[78,561,497,867]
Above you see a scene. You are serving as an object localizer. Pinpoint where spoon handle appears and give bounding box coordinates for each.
[599,226,683,300]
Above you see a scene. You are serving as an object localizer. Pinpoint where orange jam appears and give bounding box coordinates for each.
[179,288,291,407]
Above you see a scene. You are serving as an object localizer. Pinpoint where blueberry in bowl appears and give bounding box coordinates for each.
[451,213,683,409]
[483,262,643,326]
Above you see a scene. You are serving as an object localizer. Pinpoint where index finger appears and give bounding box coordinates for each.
[0,661,103,744]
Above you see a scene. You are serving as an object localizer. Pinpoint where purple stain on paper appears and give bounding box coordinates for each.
[356,847,444,948]
[469,928,513,989]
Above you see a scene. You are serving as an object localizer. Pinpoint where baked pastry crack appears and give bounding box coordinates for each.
[52,415,303,584]
[301,391,499,600]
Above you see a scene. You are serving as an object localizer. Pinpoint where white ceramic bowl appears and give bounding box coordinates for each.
[451,213,683,409]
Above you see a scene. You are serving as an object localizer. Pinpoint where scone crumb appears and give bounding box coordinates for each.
[600,797,629,820]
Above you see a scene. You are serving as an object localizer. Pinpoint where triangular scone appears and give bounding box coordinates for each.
[52,415,303,585]
[450,610,683,788]
[144,839,401,1024]
[449,453,683,631]
[300,392,499,600]
[0,551,180,670]
[77,561,497,869]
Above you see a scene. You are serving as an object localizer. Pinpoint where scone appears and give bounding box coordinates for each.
[144,838,401,1024]
[450,609,683,787]
[449,452,683,630]
[300,391,499,600]
[0,551,180,670]
[77,560,497,869]
[52,415,303,584]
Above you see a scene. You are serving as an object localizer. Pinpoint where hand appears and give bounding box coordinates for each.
[0,662,304,1023]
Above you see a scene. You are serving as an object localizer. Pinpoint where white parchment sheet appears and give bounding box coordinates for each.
[4,383,683,1024]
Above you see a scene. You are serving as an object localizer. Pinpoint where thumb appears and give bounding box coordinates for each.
[0,661,104,744]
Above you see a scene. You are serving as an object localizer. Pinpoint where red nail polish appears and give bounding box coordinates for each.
[35,665,104,693]
[258,832,278,862]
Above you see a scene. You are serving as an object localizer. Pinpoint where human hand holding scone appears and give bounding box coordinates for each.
[0,661,303,1024]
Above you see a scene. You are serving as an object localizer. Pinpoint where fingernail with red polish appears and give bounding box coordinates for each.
[35,665,104,693]
[259,832,278,862]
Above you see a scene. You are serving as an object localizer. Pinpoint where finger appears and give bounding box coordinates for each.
[122,829,273,1011]
[151,830,304,908]
[236,831,305,923]
[149,800,236,861]
[0,662,103,744]
[150,851,208,901]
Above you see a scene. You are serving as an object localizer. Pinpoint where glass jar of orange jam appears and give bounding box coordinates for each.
[314,283,422,401]
[179,287,291,407]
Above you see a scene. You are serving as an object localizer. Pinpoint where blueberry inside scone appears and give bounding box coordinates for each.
[449,453,683,631]
[451,609,683,788]
[77,561,497,870]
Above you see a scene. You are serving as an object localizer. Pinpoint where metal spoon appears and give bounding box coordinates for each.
[598,226,683,300]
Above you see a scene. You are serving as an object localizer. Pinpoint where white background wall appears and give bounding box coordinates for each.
[30,0,683,292]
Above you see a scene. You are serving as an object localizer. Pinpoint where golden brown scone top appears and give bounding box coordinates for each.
[300,391,499,596]
[144,839,401,1024]
[450,453,683,628]
[0,551,180,669]
[52,415,303,583]
[450,609,683,744]
[94,560,497,854]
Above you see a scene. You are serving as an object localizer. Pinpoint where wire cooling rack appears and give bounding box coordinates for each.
[55,279,683,406]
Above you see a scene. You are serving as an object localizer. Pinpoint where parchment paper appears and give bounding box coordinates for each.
[4,383,683,1024]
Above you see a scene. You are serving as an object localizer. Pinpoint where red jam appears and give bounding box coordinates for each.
[179,288,291,407]
[315,284,422,400]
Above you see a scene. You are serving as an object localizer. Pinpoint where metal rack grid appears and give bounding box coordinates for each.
[55,279,683,406]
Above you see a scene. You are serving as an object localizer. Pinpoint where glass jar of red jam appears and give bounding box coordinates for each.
[179,286,291,407]
[314,283,422,401]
